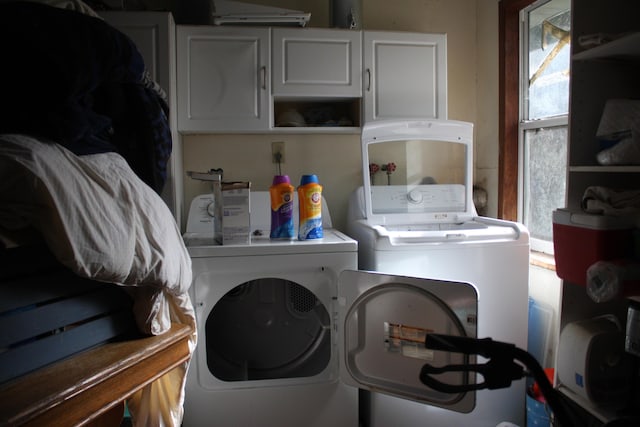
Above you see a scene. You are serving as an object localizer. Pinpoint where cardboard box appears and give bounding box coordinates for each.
[552,209,635,285]
[219,182,251,245]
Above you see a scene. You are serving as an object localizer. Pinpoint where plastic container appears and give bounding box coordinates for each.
[269,175,295,239]
[221,181,251,245]
[552,209,635,286]
[586,260,640,303]
[526,390,550,427]
[297,174,323,240]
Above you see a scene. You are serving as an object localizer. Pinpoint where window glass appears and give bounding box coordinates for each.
[524,125,568,242]
[526,1,571,119]
[521,0,570,254]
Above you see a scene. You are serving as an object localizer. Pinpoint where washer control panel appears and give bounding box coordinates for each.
[370,184,466,214]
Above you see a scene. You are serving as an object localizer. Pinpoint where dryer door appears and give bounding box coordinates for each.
[338,270,478,413]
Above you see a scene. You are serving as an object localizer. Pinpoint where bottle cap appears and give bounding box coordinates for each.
[300,174,319,185]
[272,175,291,185]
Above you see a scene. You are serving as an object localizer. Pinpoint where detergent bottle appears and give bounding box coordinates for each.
[297,174,323,240]
[269,175,295,239]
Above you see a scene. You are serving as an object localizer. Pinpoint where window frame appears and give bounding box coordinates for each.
[498,0,537,221]
[501,0,570,255]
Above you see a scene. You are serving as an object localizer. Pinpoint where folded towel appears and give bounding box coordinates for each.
[582,186,640,216]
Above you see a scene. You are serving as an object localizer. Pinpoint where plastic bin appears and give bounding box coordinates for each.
[552,209,635,286]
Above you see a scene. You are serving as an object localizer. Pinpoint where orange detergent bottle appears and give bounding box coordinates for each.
[297,174,323,240]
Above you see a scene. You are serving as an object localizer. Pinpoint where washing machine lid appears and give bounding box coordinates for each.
[360,119,476,226]
[338,270,478,413]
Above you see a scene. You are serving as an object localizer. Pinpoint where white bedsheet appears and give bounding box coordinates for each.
[0,133,196,426]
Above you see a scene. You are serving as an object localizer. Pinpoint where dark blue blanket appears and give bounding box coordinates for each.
[0,2,171,194]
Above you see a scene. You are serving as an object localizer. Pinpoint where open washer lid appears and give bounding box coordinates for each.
[338,270,478,413]
[360,119,476,226]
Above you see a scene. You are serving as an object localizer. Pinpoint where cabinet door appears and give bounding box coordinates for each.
[102,12,183,227]
[272,28,362,98]
[177,26,270,132]
[101,12,172,92]
[363,31,447,122]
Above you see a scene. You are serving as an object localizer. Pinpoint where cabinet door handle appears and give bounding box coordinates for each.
[260,66,266,90]
[366,68,371,91]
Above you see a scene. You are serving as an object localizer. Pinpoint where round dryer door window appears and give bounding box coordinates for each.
[206,278,331,381]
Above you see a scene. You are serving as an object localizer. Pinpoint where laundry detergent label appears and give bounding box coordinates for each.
[270,180,295,239]
[384,322,435,361]
[297,181,323,240]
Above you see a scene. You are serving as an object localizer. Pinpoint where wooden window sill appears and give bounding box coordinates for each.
[530,250,557,271]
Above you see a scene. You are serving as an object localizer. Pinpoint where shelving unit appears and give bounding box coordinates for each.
[555,0,640,423]
[572,32,640,61]
[565,1,640,192]
[273,98,362,132]
[563,12,640,209]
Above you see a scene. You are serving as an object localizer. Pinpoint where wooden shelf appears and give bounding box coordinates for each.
[557,385,618,423]
[271,126,362,134]
[569,165,640,173]
[573,32,640,61]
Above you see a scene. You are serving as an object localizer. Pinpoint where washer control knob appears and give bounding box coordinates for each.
[407,189,423,204]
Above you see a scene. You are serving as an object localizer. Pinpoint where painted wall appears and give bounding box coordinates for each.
[181,0,501,232]
[171,0,561,373]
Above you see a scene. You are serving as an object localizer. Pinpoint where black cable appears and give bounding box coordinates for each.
[511,346,575,427]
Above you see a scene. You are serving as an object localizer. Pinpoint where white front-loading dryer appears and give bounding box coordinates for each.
[183,230,360,427]
[182,191,480,427]
[182,189,359,427]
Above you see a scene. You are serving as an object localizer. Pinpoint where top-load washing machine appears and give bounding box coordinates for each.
[182,190,480,427]
[347,119,530,427]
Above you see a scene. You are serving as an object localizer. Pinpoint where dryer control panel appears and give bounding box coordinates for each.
[186,194,216,235]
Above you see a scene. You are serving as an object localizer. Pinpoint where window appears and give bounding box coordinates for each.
[499,0,570,256]
[520,0,570,254]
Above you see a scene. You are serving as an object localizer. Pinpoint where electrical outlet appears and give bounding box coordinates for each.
[272,141,285,163]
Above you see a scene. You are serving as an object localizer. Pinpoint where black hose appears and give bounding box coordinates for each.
[511,346,574,427]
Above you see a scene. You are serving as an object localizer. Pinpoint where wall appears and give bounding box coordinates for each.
[475,0,501,221]
[529,263,562,368]
[181,0,500,232]
[126,0,561,380]
[184,133,362,231]
[171,0,561,374]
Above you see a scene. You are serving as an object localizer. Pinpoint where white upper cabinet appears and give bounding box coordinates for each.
[363,31,447,122]
[175,27,447,132]
[272,27,362,98]
[177,26,271,132]
[101,12,173,92]
[102,12,183,226]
